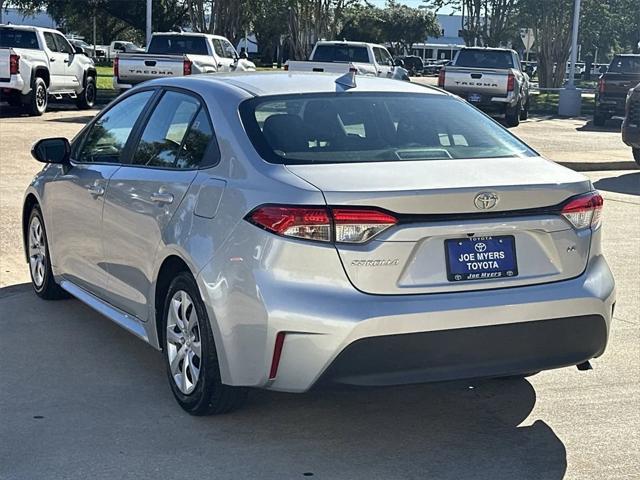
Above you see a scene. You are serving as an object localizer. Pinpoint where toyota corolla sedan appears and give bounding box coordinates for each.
[23,72,615,415]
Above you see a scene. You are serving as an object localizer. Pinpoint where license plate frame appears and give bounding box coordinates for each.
[467,93,482,103]
[445,235,518,282]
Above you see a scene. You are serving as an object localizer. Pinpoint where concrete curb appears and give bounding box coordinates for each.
[558,161,639,172]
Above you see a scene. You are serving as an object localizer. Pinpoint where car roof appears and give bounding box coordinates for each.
[159,71,447,97]
[151,31,228,40]
[0,24,60,34]
[315,40,385,48]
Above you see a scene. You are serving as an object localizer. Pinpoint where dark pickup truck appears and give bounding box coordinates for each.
[622,81,640,165]
[594,54,640,126]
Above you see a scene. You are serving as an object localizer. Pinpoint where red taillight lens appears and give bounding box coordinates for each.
[9,54,20,75]
[284,63,289,71]
[183,58,192,76]
[507,73,515,92]
[113,57,119,78]
[598,78,605,94]
[561,192,604,230]
[437,69,445,88]
[246,206,398,243]
[333,208,397,243]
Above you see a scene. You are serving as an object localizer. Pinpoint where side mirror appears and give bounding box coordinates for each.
[394,58,404,68]
[74,46,85,55]
[31,137,71,164]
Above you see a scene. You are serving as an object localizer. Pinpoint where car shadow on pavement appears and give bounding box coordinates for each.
[0,284,567,479]
[594,172,640,196]
[576,118,623,132]
[0,102,99,119]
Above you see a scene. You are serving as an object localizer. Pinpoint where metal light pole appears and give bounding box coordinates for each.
[146,0,152,49]
[558,0,582,116]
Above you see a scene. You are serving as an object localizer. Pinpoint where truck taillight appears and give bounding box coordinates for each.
[284,64,289,71]
[598,78,605,94]
[183,58,192,76]
[507,73,515,92]
[113,57,119,78]
[246,206,398,243]
[9,54,20,75]
[561,192,604,230]
[437,69,445,88]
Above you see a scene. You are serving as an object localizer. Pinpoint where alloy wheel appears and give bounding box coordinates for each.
[166,290,202,395]
[28,216,46,288]
[36,85,46,110]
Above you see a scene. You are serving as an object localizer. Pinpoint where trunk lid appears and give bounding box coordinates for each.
[287,157,593,294]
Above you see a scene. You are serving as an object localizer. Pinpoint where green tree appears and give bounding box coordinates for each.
[383,0,440,54]
[339,2,386,44]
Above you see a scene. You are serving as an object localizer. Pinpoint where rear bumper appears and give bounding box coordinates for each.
[0,75,27,95]
[596,96,626,116]
[317,315,607,387]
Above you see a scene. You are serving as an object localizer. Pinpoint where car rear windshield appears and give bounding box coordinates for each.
[147,35,208,55]
[0,29,39,49]
[312,45,369,63]
[608,56,640,74]
[455,50,514,69]
[239,93,536,164]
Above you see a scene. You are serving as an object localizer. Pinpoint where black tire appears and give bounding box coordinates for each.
[26,206,67,300]
[76,76,96,109]
[633,148,640,166]
[162,272,247,415]
[520,99,529,120]
[27,77,48,116]
[505,101,521,127]
[593,110,607,127]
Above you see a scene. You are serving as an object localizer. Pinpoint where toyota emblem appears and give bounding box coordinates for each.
[474,192,499,210]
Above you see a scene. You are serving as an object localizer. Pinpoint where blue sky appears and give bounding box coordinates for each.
[368,0,456,14]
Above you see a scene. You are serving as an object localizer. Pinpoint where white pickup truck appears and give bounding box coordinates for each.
[0,24,96,115]
[113,32,256,91]
[286,41,410,81]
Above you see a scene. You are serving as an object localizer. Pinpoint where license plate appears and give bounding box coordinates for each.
[445,235,518,282]
[467,93,482,103]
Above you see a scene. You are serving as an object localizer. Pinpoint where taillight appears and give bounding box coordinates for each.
[9,54,20,75]
[437,69,445,88]
[269,332,286,379]
[246,205,398,243]
[284,63,289,71]
[598,78,605,94]
[561,192,604,230]
[183,58,192,76]
[507,73,515,92]
[113,57,119,78]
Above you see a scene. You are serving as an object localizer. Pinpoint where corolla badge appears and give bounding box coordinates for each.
[474,192,499,210]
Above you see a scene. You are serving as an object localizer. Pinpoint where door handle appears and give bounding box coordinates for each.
[87,184,105,197]
[150,191,174,204]
[63,59,70,63]
[49,57,56,62]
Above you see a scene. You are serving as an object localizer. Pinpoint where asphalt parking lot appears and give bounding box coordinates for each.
[0,104,638,479]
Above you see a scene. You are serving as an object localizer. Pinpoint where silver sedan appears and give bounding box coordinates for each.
[23,72,615,415]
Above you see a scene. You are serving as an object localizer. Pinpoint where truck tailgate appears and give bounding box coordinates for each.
[443,67,509,98]
[287,60,352,74]
[117,53,186,85]
[0,49,10,80]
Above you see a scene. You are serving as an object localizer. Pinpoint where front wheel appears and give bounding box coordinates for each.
[27,206,67,299]
[162,272,247,415]
[633,148,640,166]
[76,76,96,109]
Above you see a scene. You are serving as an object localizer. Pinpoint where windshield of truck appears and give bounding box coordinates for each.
[608,56,640,74]
[455,50,514,69]
[312,45,369,63]
[148,35,208,55]
[0,29,38,49]
[240,92,536,164]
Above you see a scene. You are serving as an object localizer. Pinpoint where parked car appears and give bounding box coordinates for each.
[622,81,640,165]
[113,32,255,91]
[286,41,410,81]
[108,40,144,58]
[68,38,107,58]
[438,47,530,127]
[24,73,615,415]
[424,59,450,76]
[394,55,424,76]
[0,24,97,115]
[594,54,640,126]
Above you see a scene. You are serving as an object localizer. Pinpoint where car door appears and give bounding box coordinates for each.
[373,47,394,77]
[101,89,217,321]
[211,38,236,71]
[45,90,155,298]
[52,33,82,90]
[42,32,67,91]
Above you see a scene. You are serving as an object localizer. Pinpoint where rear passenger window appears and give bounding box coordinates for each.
[132,91,216,169]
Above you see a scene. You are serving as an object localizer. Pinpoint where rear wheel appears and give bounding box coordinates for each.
[505,101,521,127]
[26,77,48,116]
[76,76,96,109]
[162,272,247,415]
[593,109,607,127]
[633,148,640,166]
[27,206,67,299]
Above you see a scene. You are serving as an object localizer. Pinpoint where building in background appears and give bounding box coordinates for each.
[0,7,58,28]
[410,14,465,61]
